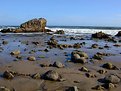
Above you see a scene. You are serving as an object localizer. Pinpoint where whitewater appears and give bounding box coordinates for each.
[0,26,121,36]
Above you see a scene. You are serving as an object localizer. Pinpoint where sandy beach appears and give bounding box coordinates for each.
[0,32,121,91]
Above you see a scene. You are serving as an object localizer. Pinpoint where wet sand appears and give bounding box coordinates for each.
[0,33,121,91]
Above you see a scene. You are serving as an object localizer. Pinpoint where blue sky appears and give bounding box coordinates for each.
[0,0,121,26]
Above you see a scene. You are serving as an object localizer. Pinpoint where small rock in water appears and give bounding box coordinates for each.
[73,43,81,49]
[91,44,98,48]
[27,56,36,61]
[93,54,102,60]
[10,50,20,55]
[53,61,65,68]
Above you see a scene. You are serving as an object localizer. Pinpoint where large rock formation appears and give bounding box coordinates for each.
[1,18,47,33]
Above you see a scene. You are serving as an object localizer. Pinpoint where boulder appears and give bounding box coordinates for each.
[104,74,120,84]
[10,50,20,55]
[53,61,64,68]
[42,70,63,81]
[27,56,36,61]
[73,43,81,49]
[93,54,102,60]
[115,31,121,37]
[91,44,98,48]
[19,18,47,32]
[71,50,88,64]
[80,67,89,72]
[102,63,119,70]
[92,32,111,39]
[55,30,65,34]
[3,71,15,79]
[72,50,88,59]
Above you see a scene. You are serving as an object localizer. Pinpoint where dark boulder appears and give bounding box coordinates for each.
[92,32,111,39]
[115,31,121,37]
[55,30,65,34]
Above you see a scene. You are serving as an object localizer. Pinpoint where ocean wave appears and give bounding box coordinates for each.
[0,26,121,35]
[46,27,121,35]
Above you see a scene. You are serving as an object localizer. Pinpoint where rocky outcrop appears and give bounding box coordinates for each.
[1,18,48,33]
[92,32,111,39]
[115,31,121,36]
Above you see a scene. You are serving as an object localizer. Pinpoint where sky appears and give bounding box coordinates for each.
[0,0,121,26]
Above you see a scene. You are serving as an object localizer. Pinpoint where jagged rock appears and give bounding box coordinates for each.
[42,70,64,81]
[55,30,65,34]
[67,86,78,91]
[10,50,20,55]
[115,31,121,37]
[19,18,46,32]
[98,69,107,74]
[92,32,111,39]
[91,44,98,48]
[104,74,120,84]
[102,63,119,70]
[80,67,89,72]
[0,86,11,91]
[32,73,41,79]
[27,56,36,61]
[53,61,64,68]
[3,71,15,79]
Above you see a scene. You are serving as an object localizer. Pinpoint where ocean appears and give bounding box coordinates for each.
[0,26,121,35]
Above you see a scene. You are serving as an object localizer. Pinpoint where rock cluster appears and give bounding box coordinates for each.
[54,30,65,34]
[92,32,111,39]
[71,50,88,64]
